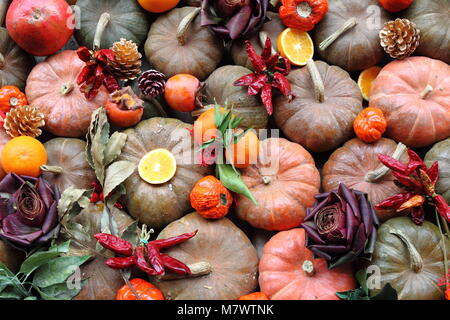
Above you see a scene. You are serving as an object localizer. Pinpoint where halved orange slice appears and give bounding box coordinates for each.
[358,66,382,101]
[138,148,177,184]
[277,28,314,66]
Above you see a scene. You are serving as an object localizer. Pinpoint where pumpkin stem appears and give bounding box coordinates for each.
[177,7,201,46]
[302,260,315,277]
[389,228,423,273]
[0,0,9,26]
[259,31,277,56]
[319,17,358,52]
[262,176,271,185]
[40,165,64,174]
[157,261,212,281]
[93,12,111,50]
[420,85,433,99]
[60,83,74,96]
[306,59,325,103]
[365,142,407,182]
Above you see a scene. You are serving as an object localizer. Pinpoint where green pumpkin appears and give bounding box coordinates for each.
[74,0,150,49]
[425,138,450,203]
[370,217,450,300]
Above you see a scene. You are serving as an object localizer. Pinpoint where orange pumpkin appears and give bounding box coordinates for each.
[353,107,387,143]
[370,56,450,147]
[190,176,232,219]
[279,0,328,31]
[116,279,165,300]
[239,292,269,300]
[25,50,109,138]
[259,228,357,300]
[0,86,27,113]
[236,138,320,231]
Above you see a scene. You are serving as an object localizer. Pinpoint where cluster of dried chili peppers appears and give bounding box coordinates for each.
[234,36,294,115]
[376,148,450,225]
[76,47,120,100]
[94,225,197,276]
[89,181,123,209]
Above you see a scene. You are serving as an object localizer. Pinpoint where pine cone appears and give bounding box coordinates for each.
[109,38,142,81]
[138,70,166,98]
[380,18,420,60]
[4,105,45,138]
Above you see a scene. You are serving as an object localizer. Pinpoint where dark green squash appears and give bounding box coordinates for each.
[370,217,450,300]
[74,0,150,49]
[425,138,450,203]
[118,118,211,230]
[145,7,223,81]
[202,65,269,129]
[42,138,96,193]
[0,28,34,90]
[404,0,450,64]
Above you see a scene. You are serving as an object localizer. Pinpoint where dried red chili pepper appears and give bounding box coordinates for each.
[146,243,165,275]
[134,245,159,276]
[234,37,293,116]
[94,233,133,256]
[377,148,450,224]
[76,47,120,100]
[160,254,191,275]
[105,256,135,269]
[376,192,416,210]
[149,230,198,250]
[378,154,408,174]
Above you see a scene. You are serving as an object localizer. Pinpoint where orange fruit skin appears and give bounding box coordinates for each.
[137,0,180,13]
[190,175,233,219]
[165,74,200,113]
[1,136,47,177]
[116,279,165,300]
[193,108,219,145]
[239,292,270,300]
[105,101,144,128]
[226,130,260,169]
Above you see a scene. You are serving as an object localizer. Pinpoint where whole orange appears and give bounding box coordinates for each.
[165,74,200,112]
[138,0,180,14]
[116,278,165,300]
[226,129,260,168]
[1,136,47,177]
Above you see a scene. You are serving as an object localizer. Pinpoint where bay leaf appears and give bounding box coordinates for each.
[57,187,87,219]
[217,164,257,205]
[91,108,110,184]
[103,160,136,197]
[104,132,128,166]
[32,255,91,288]
[38,280,87,300]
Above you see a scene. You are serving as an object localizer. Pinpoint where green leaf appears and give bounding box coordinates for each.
[104,132,128,166]
[355,269,369,295]
[371,283,398,300]
[120,221,139,247]
[32,255,90,288]
[19,251,62,276]
[48,240,71,254]
[0,275,19,292]
[217,164,257,205]
[24,296,38,300]
[103,160,136,197]
[38,280,87,300]
[0,286,23,300]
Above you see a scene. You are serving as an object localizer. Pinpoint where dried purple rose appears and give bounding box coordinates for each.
[301,183,379,269]
[200,0,269,40]
[0,174,60,247]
